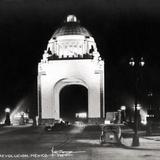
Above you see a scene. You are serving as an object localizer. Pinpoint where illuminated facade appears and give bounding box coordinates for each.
[38,15,105,124]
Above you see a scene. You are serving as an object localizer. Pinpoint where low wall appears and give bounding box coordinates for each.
[88,118,105,125]
[39,118,58,126]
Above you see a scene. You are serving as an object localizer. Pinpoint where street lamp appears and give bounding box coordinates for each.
[121,106,126,123]
[121,106,126,111]
[129,57,145,146]
[5,107,11,125]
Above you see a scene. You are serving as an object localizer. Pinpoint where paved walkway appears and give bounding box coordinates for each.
[121,136,160,150]
[0,124,160,159]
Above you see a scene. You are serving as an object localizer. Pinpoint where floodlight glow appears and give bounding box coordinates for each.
[137,104,141,110]
[140,108,148,125]
[9,97,29,124]
[141,120,147,125]
[59,118,65,123]
[139,57,145,67]
[5,108,10,113]
[67,15,77,22]
[14,112,29,119]
[133,104,141,110]
[76,112,87,118]
[121,106,126,110]
[129,58,135,66]
[104,120,110,124]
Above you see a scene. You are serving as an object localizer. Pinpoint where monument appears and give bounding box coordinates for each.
[38,15,105,125]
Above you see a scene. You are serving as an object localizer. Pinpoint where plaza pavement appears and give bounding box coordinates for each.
[0,124,160,160]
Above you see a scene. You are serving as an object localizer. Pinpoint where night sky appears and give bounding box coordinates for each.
[1,0,160,114]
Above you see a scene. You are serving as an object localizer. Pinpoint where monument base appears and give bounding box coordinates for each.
[87,118,105,125]
[39,118,58,126]
[39,117,105,126]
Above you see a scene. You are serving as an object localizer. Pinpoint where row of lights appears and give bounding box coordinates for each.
[120,105,141,111]
[129,57,145,67]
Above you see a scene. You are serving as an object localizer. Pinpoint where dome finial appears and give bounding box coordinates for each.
[66,15,77,22]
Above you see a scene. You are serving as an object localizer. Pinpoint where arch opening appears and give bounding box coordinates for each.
[60,84,88,122]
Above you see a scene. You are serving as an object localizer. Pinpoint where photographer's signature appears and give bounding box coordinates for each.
[51,146,86,157]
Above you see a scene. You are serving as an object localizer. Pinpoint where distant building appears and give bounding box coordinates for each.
[38,15,105,125]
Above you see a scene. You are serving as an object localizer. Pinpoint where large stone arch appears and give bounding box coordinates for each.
[38,59,105,125]
[53,78,88,120]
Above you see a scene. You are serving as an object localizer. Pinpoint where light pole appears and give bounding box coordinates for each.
[146,91,153,135]
[5,108,11,125]
[148,91,153,110]
[121,106,126,123]
[129,57,145,146]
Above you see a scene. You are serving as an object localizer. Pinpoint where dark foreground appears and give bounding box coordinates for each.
[0,124,160,160]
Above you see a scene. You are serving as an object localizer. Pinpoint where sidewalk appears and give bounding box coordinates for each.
[121,136,160,150]
[0,124,33,135]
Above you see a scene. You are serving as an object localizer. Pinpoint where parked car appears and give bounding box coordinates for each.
[100,124,121,145]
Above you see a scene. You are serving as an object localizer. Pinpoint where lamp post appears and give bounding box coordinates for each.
[148,91,153,110]
[5,108,11,125]
[129,57,145,146]
[121,106,126,123]
[146,91,153,136]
